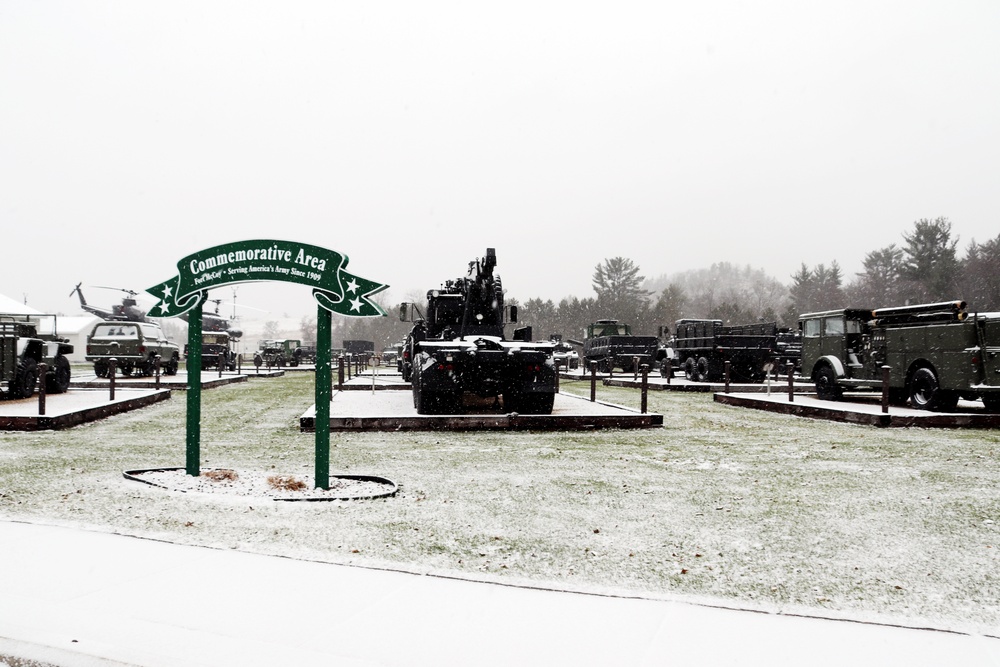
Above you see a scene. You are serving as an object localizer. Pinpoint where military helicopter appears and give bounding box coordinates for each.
[70,283,154,323]
[196,298,244,339]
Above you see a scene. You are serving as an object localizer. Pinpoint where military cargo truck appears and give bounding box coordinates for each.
[799,300,1000,411]
[399,248,557,414]
[186,331,238,371]
[86,321,180,377]
[1,314,74,398]
[570,320,659,374]
[258,339,301,367]
[672,319,779,382]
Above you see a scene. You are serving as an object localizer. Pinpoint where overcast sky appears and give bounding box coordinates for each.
[2,1,998,322]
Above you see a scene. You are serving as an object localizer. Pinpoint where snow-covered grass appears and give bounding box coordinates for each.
[1,373,998,635]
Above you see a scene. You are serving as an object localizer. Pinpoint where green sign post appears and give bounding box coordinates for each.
[147,240,387,489]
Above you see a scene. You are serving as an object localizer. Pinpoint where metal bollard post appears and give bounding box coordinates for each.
[109,358,117,401]
[881,365,891,413]
[633,356,639,381]
[724,360,731,394]
[589,361,597,402]
[37,362,47,416]
[337,356,345,390]
[218,354,223,378]
[787,361,794,403]
[554,359,561,392]
[154,355,161,389]
[640,364,649,414]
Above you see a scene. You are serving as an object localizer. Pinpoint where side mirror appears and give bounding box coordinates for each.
[509,305,518,323]
[399,303,410,322]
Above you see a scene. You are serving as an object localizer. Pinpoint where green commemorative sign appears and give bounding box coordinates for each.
[146,239,388,318]
[145,239,388,490]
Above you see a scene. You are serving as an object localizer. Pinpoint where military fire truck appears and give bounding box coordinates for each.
[799,300,1000,411]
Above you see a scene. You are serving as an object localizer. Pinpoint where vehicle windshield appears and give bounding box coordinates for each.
[93,324,138,338]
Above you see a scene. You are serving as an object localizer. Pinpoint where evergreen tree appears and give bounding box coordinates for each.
[900,217,959,302]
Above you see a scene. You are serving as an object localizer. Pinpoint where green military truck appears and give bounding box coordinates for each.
[86,321,181,377]
[570,319,660,374]
[258,339,302,367]
[1,314,74,398]
[800,300,1000,412]
[186,331,238,371]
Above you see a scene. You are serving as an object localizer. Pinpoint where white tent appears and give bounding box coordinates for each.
[0,292,41,315]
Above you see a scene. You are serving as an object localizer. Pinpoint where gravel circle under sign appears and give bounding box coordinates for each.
[124,467,397,501]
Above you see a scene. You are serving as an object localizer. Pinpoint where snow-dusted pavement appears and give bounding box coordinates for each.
[1,522,998,667]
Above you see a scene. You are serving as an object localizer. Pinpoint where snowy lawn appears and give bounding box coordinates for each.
[1,373,997,635]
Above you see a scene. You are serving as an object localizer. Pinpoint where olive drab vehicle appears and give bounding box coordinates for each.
[0,314,74,398]
[258,339,302,367]
[799,300,1000,412]
[671,319,785,382]
[569,319,660,374]
[187,331,238,370]
[399,248,557,415]
[85,321,181,377]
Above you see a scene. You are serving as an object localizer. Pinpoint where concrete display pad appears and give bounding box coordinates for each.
[715,391,1000,428]
[300,390,662,431]
[601,374,814,394]
[68,369,277,390]
[337,370,412,391]
[0,388,170,431]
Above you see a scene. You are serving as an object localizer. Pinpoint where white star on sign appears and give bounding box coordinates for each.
[346,278,359,293]
[159,302,171,314]
[349,297,363,312]
[162,284,173,298]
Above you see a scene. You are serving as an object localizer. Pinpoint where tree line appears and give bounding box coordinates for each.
[332,216,998,347]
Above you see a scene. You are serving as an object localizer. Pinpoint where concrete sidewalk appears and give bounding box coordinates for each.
[0,521,997,667]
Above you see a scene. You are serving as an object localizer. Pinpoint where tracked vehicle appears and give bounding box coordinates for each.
[399,248,557,414]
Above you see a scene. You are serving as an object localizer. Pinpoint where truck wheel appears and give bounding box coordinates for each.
[982,395,1000,413]
[514,393,554,414]
[813,365,842,401]
[13,358,39,398]
[695,357,710,382]
[46,355,71,393]
[120,362,134,377]
[142,356,156,377]
[94,361,109,378]
[165,355,179,375]
[660,361,672,378]
[909,367,958,411]
[683,357,696,380]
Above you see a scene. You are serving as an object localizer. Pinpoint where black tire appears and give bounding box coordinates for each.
[94,361,109,378]
[142,356,156,377]
[695,357,710,382]
[165,356,179,376]
[683,357,696,380]
[660,361,672,378]
[888,388,909,406]
[120,362,134,377]
[909,366,958,411]
[13,357,38,399]
[813,364,842,401]
[513,392,555,414]
[982,394,1000,413]
[599,357,614,374]
[46,355,71,394]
